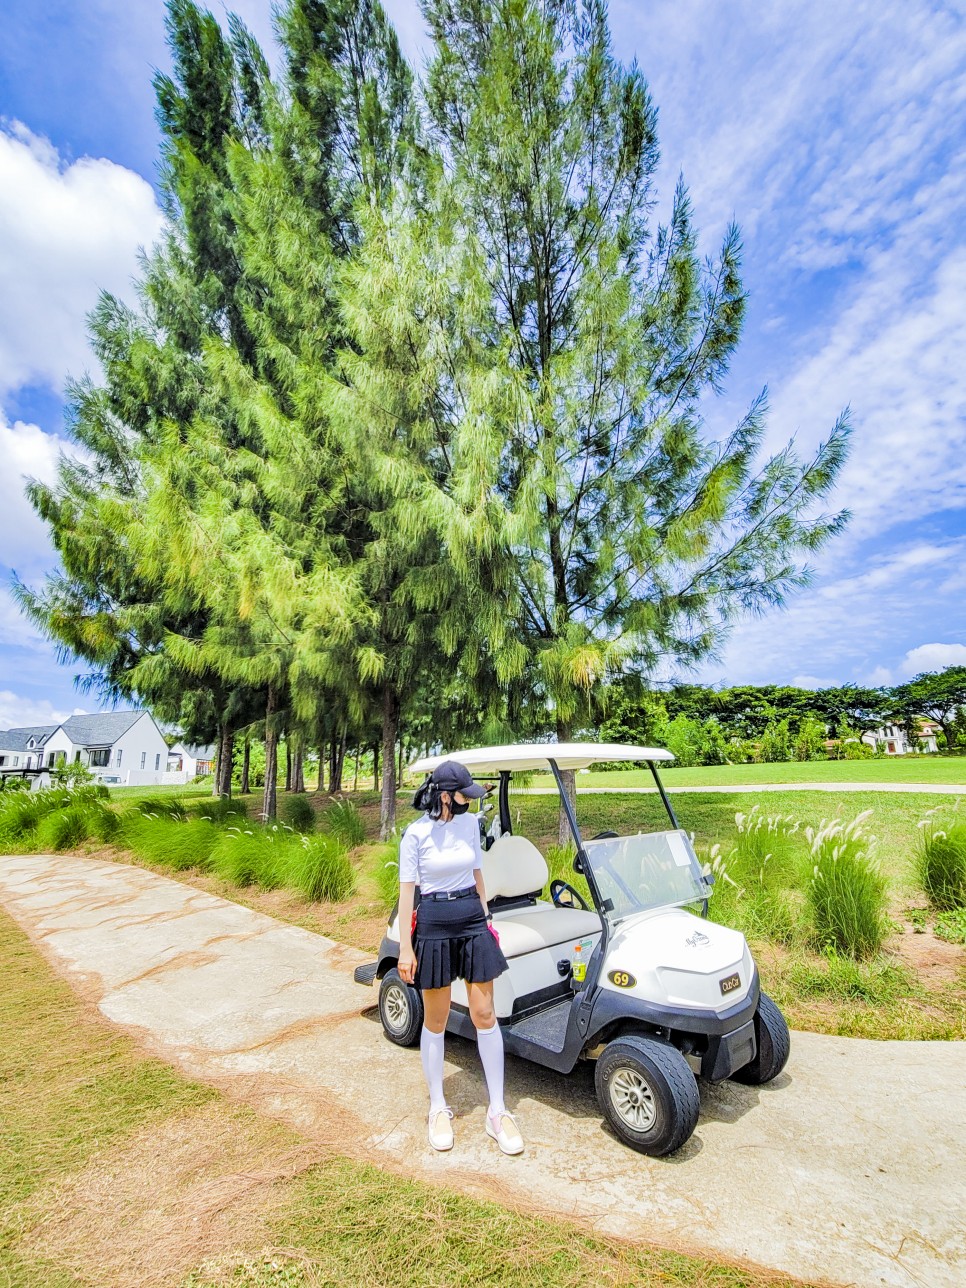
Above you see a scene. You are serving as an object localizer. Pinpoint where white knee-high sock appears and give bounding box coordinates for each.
[420,1026,446,1112]
[476,1021,506,1117]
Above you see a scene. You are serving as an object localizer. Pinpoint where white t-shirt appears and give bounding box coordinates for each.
[398,811,483,894]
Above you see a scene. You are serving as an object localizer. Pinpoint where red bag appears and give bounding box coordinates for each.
[411,909,418,935]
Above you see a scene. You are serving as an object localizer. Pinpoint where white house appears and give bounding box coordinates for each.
[861,720,941,756]
[0,711,172,786]
[167,742,217,777]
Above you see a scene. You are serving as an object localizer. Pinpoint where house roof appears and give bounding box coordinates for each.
[0,724,58,752]
[182,744,217,760]
[58,711,146,748]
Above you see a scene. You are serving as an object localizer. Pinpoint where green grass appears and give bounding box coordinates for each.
[804,815,889,959]
[526,757,966,789]
[1,907,799,1288]
[916,817,966,910]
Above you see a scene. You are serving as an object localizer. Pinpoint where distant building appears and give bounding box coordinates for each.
[167,742,217,777]
[0,711,172,786]
[861,720,941,756]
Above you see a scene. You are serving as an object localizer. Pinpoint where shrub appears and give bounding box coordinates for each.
[916,819,966,911]
[120,812,219,872]
[805,813,888,958]
[705,809,803,945]
[128,795,188,821]
[35,803,95,851]
[195,796,250,824]
[323,798,366,847]
[209,827,283,887]
[282,793,316,833]
[371,837,401,909]
[286,833,355,902]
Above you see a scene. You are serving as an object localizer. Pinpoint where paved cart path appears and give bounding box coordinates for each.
[2,853,964,1288]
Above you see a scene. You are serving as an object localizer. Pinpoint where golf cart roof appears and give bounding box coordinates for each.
[409,742,674,775]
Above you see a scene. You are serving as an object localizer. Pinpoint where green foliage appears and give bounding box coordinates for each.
[757,719,792,763]
[934,907,966,944]
[194,796,249,824]
[121,812,220,872]
[34,804,96,852]
[787,950,911,1005]
[371,837,401,910]
[285,834,355,903]
[805,814,888,958]
[541,843,592,907]
[323,798,366,848]
[794,715,827,761]
[282,794,316,833]
[706,807,803,944]
[916,817,966,910]
[209,827,287,888]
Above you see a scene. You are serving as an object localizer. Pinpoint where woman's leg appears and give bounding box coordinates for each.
[420,985,451,1111]
[467,980,505,1116]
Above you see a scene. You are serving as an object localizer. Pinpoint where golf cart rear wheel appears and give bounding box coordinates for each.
[732,992,790,1085]
[595,1036,700,1156]
[378,968,423,1047]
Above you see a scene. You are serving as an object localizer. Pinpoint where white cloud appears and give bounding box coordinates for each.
[0,122,163,397]
[0,689,88,730]
[0,414,78,578]
[896,642,966,679]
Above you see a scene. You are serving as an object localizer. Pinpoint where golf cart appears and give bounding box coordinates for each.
[353,743,790,1156]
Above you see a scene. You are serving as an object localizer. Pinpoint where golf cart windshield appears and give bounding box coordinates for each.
[583,830,710,921]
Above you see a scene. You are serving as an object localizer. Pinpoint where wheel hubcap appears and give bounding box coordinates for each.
[384,982,410,1032]
[610,1067,657,1131]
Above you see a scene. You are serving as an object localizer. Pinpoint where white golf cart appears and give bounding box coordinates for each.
[354,743,790,1156]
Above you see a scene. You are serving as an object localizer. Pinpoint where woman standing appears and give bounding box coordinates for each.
[398,760,524,1155]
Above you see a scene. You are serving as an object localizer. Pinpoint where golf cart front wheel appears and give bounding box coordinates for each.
[595,1036,700,1156]
[732,992,790,1085]
[378,968,424,1047]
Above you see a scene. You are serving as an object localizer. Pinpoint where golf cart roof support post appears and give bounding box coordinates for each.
[548,756,610,1036]
[647,760,680,830]
[498,771,512,835]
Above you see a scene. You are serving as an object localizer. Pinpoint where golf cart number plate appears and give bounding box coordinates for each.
[607,970,637,988]
[719,972,741,996]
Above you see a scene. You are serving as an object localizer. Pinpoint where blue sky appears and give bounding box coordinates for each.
[1,0,965,727]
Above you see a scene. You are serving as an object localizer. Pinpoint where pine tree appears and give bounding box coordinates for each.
[420,0,850,836]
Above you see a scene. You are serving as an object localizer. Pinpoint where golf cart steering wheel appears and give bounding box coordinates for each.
[550,879,590,911]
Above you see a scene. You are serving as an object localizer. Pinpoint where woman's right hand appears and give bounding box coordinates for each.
[398,947,416,984]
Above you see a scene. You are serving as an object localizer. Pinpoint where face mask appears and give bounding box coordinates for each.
[449,799,470,815]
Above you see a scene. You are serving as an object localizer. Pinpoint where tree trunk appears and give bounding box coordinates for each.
[240,734,250,795]
[214,722,233,798]
[284,739,292,793]
[262,683,279,821]
[555,716,577,847]
[380,685,399,840]
[373,741,380,791]
[352,746,359,792]
[316,742,326,793]
[292,734,305,793]
[397,737,404,793]
[330,728,346,794]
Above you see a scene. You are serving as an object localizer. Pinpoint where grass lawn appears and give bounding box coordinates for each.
[524,756,966,790]
[0,907,806,1288]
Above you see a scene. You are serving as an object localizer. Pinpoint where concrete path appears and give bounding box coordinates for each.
[525,781,966,795]
[2,852,964,1288]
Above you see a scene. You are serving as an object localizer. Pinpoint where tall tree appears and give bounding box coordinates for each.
[421,0,850,835]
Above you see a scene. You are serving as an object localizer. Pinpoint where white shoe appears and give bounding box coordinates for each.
[486,1109,524,1155]
[428,1106,454,1151]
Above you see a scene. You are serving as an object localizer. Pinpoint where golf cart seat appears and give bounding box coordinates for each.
[481,834,600,957]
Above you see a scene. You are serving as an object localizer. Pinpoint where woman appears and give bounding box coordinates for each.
[398,759,524,1155]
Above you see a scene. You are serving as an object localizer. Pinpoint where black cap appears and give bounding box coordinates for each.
[429,759,486,798]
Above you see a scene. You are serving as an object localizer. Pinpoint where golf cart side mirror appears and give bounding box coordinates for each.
[705,873,715,886]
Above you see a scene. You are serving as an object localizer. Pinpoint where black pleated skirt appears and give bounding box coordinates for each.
[413,891,509,990]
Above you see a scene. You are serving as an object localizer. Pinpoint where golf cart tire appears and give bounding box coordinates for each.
[732,992,790,1085]
[595,1036,700,1157]
[378,969,424,1047]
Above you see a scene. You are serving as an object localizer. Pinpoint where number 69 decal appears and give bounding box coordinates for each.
[607,969,637,988]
